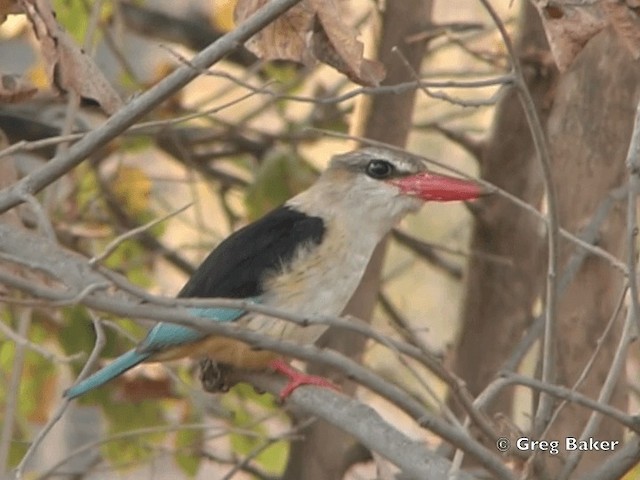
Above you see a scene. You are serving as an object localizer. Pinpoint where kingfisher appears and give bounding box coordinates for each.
[64,146,482,400]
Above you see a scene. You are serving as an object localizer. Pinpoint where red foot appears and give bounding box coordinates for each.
[269,359,340,401]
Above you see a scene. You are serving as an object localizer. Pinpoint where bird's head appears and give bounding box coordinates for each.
[329,146,482,201]
[290,146,483,237]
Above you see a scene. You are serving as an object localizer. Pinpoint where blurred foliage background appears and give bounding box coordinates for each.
[0,0,521,478]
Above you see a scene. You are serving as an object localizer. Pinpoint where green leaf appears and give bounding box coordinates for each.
[0,336,15,371]
[110,165,153,218]
[7,439,28,470]
[224,384,289,474]
[52,0,113,44]
[245,150,317,220]
[101,400,167,466]
[21,328,56,422]
[57,306,97,360]
[261,63,302,89]
[174,408,203,477]
[57,306,144,400]
[103,239,154,288]
[75,165,103,214]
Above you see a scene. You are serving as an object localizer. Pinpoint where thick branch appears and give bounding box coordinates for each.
[228,370,477,480]
[0,224,515,480]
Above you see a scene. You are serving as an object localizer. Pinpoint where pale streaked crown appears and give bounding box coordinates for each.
[287,147,429,238]
[328,146,428,179]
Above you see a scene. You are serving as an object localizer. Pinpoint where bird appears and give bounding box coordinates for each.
[64,146,482,401]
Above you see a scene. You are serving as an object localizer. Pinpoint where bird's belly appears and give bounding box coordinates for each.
[151,335,278,370]
[257,238,374,345]
[154,235,375,369]
[193,337,278,369]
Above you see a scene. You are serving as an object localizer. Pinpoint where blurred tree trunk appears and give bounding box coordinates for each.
[450,1,553,418]
[282,1,433,478]
[452,3,639,477]
[541,27,640,476]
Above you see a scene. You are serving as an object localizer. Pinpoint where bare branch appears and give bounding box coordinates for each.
[88,203,192,266]
[0,318,80,363]
[498,372,640,434]
[228,370,480,480]
[624,97,640,333]
[0,308,31,474]
[0,223,515,480]
[580,435,640,480]
[0,0,306,214]
[477,0,561,437]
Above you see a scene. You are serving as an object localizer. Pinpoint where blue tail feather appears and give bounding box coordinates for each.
[63,349,150,399]
[64,305,248,399]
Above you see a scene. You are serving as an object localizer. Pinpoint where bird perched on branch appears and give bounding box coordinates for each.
[64,146,482,401]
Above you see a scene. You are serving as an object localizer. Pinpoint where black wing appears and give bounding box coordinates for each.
[178,206,325,299]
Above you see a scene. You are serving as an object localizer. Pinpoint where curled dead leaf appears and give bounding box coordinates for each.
[0,0,22,24]
[603,1,640,59]
[235,0,314,63]
[234,0,385,86]
[310,13,385,87]
[19,0,123,114]
[532,0,640,70]
[532,0,606,71]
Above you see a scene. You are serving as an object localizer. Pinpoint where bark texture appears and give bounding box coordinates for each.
[451,2,554,416]
[543,26,640,476]
[453,4,639,477]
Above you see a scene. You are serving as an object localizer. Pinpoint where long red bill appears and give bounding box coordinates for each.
[389,172,484,202]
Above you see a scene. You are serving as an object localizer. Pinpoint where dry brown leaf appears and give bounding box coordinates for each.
[531,0,606,71]
[19,0,123,114]
[603,0,640,59]
[0,129,24,227]
[531,0,640,71]
[0,73,37,103]
[235,0,314,63]
[0,0,22,24]
[310,8,385,87]
[234,0,385,86]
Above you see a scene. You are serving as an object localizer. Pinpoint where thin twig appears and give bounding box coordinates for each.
[89,203,192,266]
[0,319,80,363]
[536,285,623,477]
[392,45,513,107]
[18,193,56,240]
[37,423,232,480]
[0,0,306,213]
[497,185,627,376]
[499,372,640,434]
[557,93,640,479]
[557,286,635,479]
[13,312,108,479]
[0,308,31,475]
[624,98,640,334]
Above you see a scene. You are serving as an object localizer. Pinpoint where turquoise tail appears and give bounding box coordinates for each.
[64,349,150,399]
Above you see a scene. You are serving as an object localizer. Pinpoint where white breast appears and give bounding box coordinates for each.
[243,220,379,345]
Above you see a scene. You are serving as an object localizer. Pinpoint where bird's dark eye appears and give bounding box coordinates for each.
[366,159,394,179]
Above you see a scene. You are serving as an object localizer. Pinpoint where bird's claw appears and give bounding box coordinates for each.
[269,359,340,401]
[199,358,232,393]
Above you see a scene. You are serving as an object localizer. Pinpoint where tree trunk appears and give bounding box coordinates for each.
[542,26,640,476]
[450,1,554,417]
[282,1,433,478]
